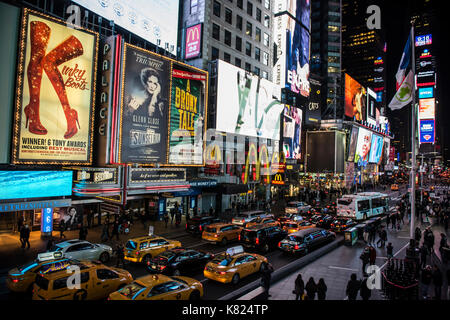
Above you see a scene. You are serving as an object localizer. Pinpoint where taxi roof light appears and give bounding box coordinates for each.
[226,245,244,256]
[37,251,64,262]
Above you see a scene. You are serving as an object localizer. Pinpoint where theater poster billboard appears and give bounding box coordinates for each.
[12,9,98,165]
[168,67,207,165]
[118,44,170,164]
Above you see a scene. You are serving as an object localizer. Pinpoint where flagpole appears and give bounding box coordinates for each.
[409,21,416,240]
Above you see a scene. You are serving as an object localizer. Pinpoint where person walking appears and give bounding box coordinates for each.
[175,209,182,227]
[115,243,126,268]
[421,265,433,299]
[420,245,429,269]
[21,224,31,249]
[390,213,397,231]
[432,265,443,300]
[386,242,394,260]
[363,225,369,244]
[46,237,55,252]
[369,225,377,245]
[305,277,317,300]
[385,214,391,230]
[424,227,435,255]
[163,210,169,228]
[260,263,274,298]
[79,226,88,240]
[360,247,370,276]
[369,245,377,266]
[346,274,360,301]
[101,221,109,242]
[293,273,305,300]
[376,227,387,248]
[111,219,120,241]
[360,277,371,301]
[17,216,24,233]
[59,219,66,239]
[317,278,327,300]
[415,227,422,245]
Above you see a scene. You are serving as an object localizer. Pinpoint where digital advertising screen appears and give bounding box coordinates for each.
[354,127,372,164]
[418,87,434,99]
[0,171,73,200]
[419,119,435,144]
[415,34,432,47]
[73,0,179,53]
[306,77,321,125]
[347,126,359,162]
[282,105,302,160]
[13,9,98,165]
[273,1,311,98]
[345,74,366,121]
[418,98,435,120]
[368,134,384,164]
[216,60,284,140]
[119,44,170,164]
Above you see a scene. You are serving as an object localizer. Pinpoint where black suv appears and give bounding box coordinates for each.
[239,225,288,253]
[186,216,221,235]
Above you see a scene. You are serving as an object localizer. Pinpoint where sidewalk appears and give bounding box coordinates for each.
[0,216,188,272]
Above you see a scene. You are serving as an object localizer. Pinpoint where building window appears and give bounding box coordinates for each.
[255,47,260,61]
[264,0,270,10]
[212,47,219,60]
[236,15,243,30]
[247,1,253,16]
[190,0,198,14]
[225,8,233,24]
[246,22,252,37]
[245,62,251,72]
[212,23,220,41]
[237,0,243,9]
[235,57,242,68]
[254,66,260,76]
[224,30,232,46]
[224,52,231,63]
[255,27,261,42]
[263,51,269,66]
[236,36,242,51]
[263,32,269,47]
[213,1,221,17]
[262,70,268,79]
[246,41,252,56]
[256,8,262,22]
[264,14,270,28]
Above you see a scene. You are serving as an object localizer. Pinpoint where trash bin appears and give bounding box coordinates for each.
[344,227,358,246]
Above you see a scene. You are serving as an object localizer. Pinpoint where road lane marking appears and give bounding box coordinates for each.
[328,266,358,272]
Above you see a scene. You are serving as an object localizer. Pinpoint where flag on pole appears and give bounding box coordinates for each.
[395,32,412,90]
[388,70,414,110]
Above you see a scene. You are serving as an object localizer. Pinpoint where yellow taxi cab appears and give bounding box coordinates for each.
[202,223,242,245]
[391,184,399,191]
[203,246,268,284]
[6,252,78,294]
[245,217,280,228]
[124,235,181,265]
[282,221,316,234]
[32,261,133,300]
[108,274,203,300]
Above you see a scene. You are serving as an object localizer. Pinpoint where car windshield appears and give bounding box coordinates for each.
[49,245,63,252]
[211,254,233,266]
[125,240,138,250]
[205,227,217,233]
[119,282,145,298]
[286,235,303,242]
[338,199,352,206]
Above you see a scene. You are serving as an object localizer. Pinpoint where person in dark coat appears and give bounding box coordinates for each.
[369,245,376,265]
[293,273,305,300]
[360,247,370,276]
[261,263,274,298]
[305,277,317,300]
[421,265,433,299]
[111,220,120,241]
[59,220,66,239]
[317,278,327,300]
[46,237,55,252]
[346,274,360,301]
[101,221,110,242]
[386,242,394,260]
[360,277,371,300]
[420,245,429,268]
[20,225,31,249]
[115,243,126,268]
[17,216,24,233]
[163,211,169,228]
[415,227,422,245]
[79,227,88,240]
[432,265,443,300]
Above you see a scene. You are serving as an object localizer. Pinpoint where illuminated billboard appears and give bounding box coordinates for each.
[0,171,73,200]
[354,127,372,164]
[216,60,284,140]
[282,105,302,160]
[415,34,432,47]
[185,23,202,60]
[418,98,435,120]
[418,87,433,99]
[273,0,311,97]
[345,74,366,121]
[347,126,359,162]
[419,119,435,144]
[73,0,179,53]
[368,134,384,164]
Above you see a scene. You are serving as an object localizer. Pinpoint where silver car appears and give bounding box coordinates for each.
[50,239,113,263]
[231,211,270,226]
[285,202,311,215]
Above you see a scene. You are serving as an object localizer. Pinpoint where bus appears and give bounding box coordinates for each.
[337,192,390,221]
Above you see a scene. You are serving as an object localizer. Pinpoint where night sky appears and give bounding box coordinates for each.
[381,0,449,162]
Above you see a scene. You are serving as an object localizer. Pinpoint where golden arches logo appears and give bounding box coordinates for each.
[187,25,200,43]
[242,143,258,184]
[242,143,271,184]
[205,144,222,165]
[272,173,284,185]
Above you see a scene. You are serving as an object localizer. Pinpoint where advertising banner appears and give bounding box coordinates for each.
[273,0,310,97]
[185,24,202,60]
[282,105,302,160]
[415,34,432,47]
[168,68,206,165]
[119,44,170,164]
[419,119,435,144]
[418,98,435,120]
[128,168,186,184]
[305,77,321,125]
[13,9,98,165]
[216,60,284,140]
[347,126,359,162]
[368,134,384,164]
[367,88,377,124]
[354,127,372,164]
[345,74,366,121]
[73,0,179,53]
[418,87,433,99]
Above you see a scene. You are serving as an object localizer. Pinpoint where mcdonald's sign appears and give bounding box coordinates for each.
[205,143,222,166]
[185,24,202,60]
[241,143,271,184]
[271,173,285,185]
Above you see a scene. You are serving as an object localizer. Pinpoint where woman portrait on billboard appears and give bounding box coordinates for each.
[352,87,366,121]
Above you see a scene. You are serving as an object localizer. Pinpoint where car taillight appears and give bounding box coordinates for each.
[294,245,299,250]
[242,219,245,223]
[12,279,19,283]
[199,225,202,231]
[278,242,281,247]
[159,265,166,270]
[186,224,188,229]
[136,251,140,256]
[238,234,241,241]
[256,238,259,245]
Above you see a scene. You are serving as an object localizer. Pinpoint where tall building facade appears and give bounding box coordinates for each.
[310,0,342,120]
[180,0,274,80]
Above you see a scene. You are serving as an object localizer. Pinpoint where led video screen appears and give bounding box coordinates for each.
[354,127,372,164]
[368,134,384,164]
